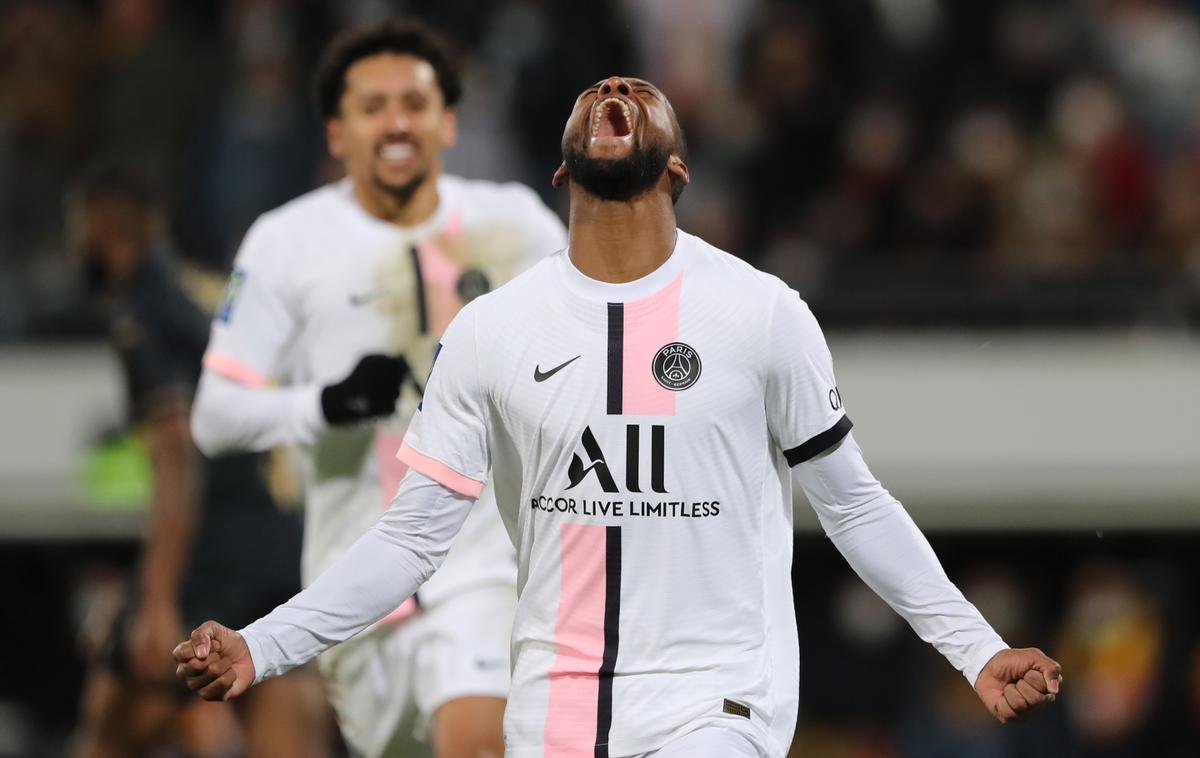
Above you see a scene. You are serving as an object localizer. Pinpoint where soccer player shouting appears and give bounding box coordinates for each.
[176,75,1062,757]
[188,20,564,758]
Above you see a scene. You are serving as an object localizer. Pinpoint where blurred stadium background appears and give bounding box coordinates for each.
[1,0,1198,756]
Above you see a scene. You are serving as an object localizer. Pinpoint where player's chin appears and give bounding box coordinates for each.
[372,169,424,198]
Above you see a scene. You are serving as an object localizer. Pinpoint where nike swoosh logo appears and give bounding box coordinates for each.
[534,355,581,382]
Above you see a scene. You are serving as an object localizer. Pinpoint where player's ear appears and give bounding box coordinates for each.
[326,118,345,160]
[667,155,689,189]
[552,162,569,188]
[440,108,458,149]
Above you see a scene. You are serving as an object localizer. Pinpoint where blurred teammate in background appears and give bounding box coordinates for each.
[176,75,1063,757]
[67,166,329,758]
[188,18,566,758]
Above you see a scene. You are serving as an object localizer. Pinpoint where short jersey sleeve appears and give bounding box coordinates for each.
[765,284,853,465]
[114,264,209,424]
[202,218,296,386]
[115,307,192,423]
[396,304,491,499]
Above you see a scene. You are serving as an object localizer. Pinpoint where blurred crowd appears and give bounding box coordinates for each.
[3,0,1200,338]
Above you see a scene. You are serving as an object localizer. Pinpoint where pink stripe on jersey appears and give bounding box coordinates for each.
[621,273,682,416]
[417,210,467,335]
[544,523,609,757]
[202,351,267,387]
[396,442,485,499]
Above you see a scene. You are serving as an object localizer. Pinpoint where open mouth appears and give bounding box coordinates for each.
[378,141,415,162]
[591,97,634,140]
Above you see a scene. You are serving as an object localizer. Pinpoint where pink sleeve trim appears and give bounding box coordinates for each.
[396,442,485,499]
[203,351,267,387]
[380,597,420,625]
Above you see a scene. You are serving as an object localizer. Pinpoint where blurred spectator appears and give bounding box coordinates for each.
[1057,562,1166,757]
[182,0,321,267]
[65,163,328,758]
[1087,0,1200,150]
[90,0,221,194]
[1152,146,1200,289]
[739,5,843,265]
[0,0,91,336]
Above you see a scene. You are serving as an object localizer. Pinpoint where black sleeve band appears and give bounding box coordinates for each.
[783,415,854,466]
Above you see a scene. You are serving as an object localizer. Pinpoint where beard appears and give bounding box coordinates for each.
[562,137,671,202]
[371,164,427,205]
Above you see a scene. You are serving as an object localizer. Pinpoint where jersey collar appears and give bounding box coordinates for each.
[337,177,453,242]
[557,230,690,302]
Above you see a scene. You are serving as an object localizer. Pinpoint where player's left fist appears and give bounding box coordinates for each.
[974,647,1062,723]
[172,621,256,701]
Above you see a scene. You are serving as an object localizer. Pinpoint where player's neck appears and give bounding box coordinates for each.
[567,188,677,284]
[353,175,440,227]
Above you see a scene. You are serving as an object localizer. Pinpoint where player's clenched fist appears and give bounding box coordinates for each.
[973,647,1063,723]
[172,621,256,701]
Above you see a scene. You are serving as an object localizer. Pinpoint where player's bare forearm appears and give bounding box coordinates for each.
[128,410,197,682]
[140,411,199,605]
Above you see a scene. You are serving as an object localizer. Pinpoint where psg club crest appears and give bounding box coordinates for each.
[652,342,701,391]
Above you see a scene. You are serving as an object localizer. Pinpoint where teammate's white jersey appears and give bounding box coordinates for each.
[202,175,566,601]
[394,231,822,753]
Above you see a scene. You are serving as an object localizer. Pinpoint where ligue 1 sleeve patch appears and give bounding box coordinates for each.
[216,268,246,323]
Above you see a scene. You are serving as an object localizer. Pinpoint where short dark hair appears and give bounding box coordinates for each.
[313,19,463,119]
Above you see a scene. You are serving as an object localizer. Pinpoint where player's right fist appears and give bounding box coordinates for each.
[172,621,256,701]
[974,647,1062,723]
[320,354,410,425]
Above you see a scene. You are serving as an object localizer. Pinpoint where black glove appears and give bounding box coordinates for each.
[320,354,410,425]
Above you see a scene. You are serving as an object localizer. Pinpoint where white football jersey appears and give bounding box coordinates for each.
[203,176,566,602]
[398,231,851,756]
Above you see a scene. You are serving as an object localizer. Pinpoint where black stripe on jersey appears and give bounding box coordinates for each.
[595,525,622,757]
[784,415,854,466]
[625,425,640,492]
[606,303,624,415]
[409,245,429,334]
